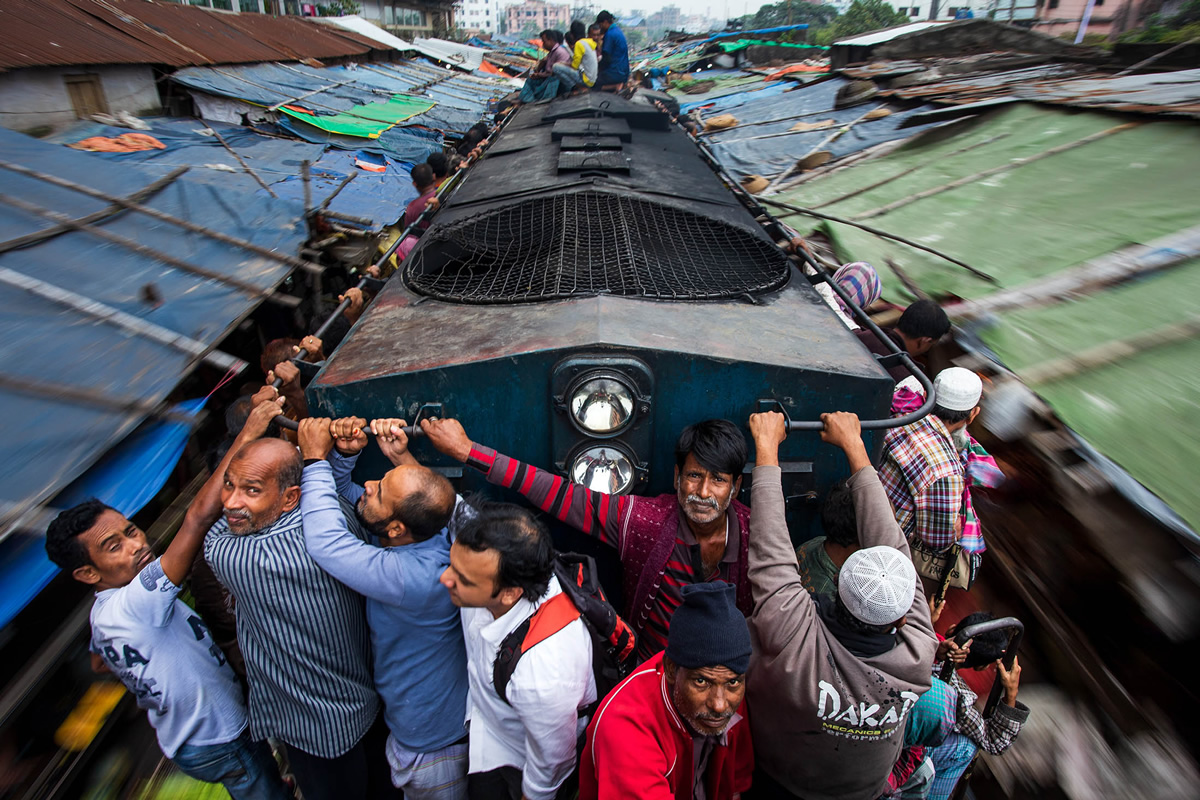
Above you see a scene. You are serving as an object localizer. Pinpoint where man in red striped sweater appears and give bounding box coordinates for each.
[423,417,751,663]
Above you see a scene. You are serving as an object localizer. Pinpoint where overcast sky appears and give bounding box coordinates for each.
[601,0,762,22]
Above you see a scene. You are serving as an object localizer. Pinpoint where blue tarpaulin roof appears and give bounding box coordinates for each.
[695,77,942,179]
[0,397,205,630]
[0,126,305,543]
[171,60,503,138]
[46,117,421,229]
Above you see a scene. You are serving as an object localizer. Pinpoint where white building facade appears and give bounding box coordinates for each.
[458,0,499,32]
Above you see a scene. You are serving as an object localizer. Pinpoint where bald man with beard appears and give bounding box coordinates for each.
[204,435,396,800]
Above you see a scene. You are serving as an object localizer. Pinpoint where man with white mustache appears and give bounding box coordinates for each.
[424,417,752,663]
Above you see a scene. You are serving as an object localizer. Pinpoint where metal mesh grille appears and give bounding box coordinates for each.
[404,191,791,304]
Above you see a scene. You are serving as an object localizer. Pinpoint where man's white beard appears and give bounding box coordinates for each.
[951,425,970,451]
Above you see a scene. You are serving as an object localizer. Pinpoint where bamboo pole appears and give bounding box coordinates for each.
[0,160,321,275]
[0,167,188,255]
[852,122,1141,221]
[319,172,358,211]
[757,196,999,283]
[0,372,197,425]
[765,108,876,193]
[0,193,300,307]
[301,160,313,214]
[0,266,244,372]
[1020,316,1200,384]
[267,78,357,112]
[810,133,1013,210]
[209,129,278,198]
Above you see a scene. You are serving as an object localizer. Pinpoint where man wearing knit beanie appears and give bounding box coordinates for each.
[745,411,938,800]
[578,582,754,800]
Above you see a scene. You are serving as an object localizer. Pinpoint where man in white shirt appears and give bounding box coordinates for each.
[439,502,596,800]
[44,398,290,800]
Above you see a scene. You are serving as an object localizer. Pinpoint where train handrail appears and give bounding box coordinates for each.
[265,112,517,432]
[679,118,937,431]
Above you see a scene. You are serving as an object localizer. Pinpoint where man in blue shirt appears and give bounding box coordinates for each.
[296,416,469,800]
[594,10,630,89]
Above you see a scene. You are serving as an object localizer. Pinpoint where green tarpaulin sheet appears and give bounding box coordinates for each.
[280,94,436,139]
[776,103,1200,532]
[715,39,827,53]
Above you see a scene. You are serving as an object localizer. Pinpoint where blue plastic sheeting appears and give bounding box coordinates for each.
[273,147,417,227]
[46,117,421,229]
[679,80,793,112]
[0,127,305,540]
[0,398,205,630]
[45,117,325,194]
[699,78,941,178]
[171,61,502,139]
[278,115,443,164]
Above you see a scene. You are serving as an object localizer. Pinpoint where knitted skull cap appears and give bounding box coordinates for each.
[666,582,751,674]
[933,367,983,412]
[838,545,917,627]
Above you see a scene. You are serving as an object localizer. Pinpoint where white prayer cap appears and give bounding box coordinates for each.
[838,546,917,626]
[933,367,983,412]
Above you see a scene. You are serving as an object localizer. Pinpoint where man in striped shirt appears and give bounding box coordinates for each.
[204,436,395,800]
[423,416,751,663]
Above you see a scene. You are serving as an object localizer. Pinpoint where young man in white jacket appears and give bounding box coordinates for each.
[440,502,596,800]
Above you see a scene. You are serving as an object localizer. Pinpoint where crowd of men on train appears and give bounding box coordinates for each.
[45,256,1031,800]
[514,11,632,104]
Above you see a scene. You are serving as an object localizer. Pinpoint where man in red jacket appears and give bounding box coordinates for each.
[579,582,754,800]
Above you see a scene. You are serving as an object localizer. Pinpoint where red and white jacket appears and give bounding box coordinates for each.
[579,652,754,800]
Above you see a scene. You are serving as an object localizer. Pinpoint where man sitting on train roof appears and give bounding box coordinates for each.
[856,299,951,384]
[518,30,573,104]
[555,21,598,93]
[439,501,596,800]
[45,398,292,800]
[294,416,470,799]
[744,410,937,800]
[423,417,752,664]
[579,582,754,800]
[878,368,982,561]
[203,419,397,800]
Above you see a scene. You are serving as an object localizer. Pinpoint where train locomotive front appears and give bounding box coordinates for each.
[309,93,897,544]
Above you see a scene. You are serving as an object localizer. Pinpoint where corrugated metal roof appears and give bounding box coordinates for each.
[313,14,413,50]
[410,37,489,72]
[0,0,376,71]
[834,22,950,48]
[1016,68,1200,117]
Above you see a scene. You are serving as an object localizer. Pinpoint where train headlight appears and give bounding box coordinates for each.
[568,443,636,495]
[568,375,635,435]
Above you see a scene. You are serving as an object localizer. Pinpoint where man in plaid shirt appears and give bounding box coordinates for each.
[928,611,1029,800]
[879,368,983,551]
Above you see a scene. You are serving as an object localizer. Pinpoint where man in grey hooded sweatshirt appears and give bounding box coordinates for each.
[746,411,938,800]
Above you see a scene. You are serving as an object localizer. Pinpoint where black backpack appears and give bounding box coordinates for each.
[492,553,638,713]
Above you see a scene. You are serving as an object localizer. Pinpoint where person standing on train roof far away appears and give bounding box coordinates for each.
[44,397,292,800]
[294,415,470,799]
[744,410,938,800]
[594,10,630,88]
[204,405,398,800]
[578,581,755,800]
[422,416,753,664]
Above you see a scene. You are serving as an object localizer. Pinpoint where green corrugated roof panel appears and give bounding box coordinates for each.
[776,102,1200,532]
[776,103,1200,302]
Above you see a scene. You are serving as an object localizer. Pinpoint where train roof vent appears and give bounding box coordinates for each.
[403,190,791,304]
[551,118,631,142]
[558,135,624,150]
[557,150,630,173]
